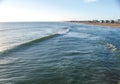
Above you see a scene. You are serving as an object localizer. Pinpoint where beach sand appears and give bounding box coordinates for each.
[70,21,120,28]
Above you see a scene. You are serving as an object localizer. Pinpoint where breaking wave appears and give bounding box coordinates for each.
[0,28,70,54]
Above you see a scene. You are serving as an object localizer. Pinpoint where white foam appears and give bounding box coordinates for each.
[56,28,70,35]
[0,57,18,65]
[65,32,90,38]
[105,43,117,52]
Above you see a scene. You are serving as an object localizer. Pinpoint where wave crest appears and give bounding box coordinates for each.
[0,28,70,54]
[105,43,117,52]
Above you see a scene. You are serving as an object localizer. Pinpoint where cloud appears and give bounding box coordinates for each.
[84,0,97,3]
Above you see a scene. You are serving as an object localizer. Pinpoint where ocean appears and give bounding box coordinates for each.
[0,22,120,84]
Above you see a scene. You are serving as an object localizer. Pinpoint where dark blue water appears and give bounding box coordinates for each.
[0,22,120,84]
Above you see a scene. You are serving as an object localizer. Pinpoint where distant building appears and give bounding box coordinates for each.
[117,19,120,23]
[93,20,99,23]
[114,19,120,23]
[88,20,92,23]
[100,20,104,23]
[110,20,115,23]
[105,20,110,23]
[118,19,120,21]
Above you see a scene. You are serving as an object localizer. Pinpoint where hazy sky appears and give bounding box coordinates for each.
[0,0,120,22]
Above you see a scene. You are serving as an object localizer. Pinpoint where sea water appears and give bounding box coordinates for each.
[0,22,120,84]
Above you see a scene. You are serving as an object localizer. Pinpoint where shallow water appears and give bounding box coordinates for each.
[0,22,120,84]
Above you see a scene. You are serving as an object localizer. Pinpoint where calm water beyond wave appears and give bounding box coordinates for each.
[0,22,120,84]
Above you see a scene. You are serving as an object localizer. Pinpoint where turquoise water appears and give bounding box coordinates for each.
[0,22,120,84]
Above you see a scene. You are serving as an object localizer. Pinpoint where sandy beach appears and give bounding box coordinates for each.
[69,21,120,28]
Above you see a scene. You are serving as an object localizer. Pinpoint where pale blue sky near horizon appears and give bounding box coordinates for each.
[0,0,120,22]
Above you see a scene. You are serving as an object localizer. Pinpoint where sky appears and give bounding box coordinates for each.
[0,0,120,22]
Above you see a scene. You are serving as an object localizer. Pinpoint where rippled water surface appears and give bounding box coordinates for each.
[0,22,120,84]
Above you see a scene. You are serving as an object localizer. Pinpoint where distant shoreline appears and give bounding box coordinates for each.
[68,21,120,28]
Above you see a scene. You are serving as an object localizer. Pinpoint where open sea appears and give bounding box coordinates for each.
[0,22,120,84]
